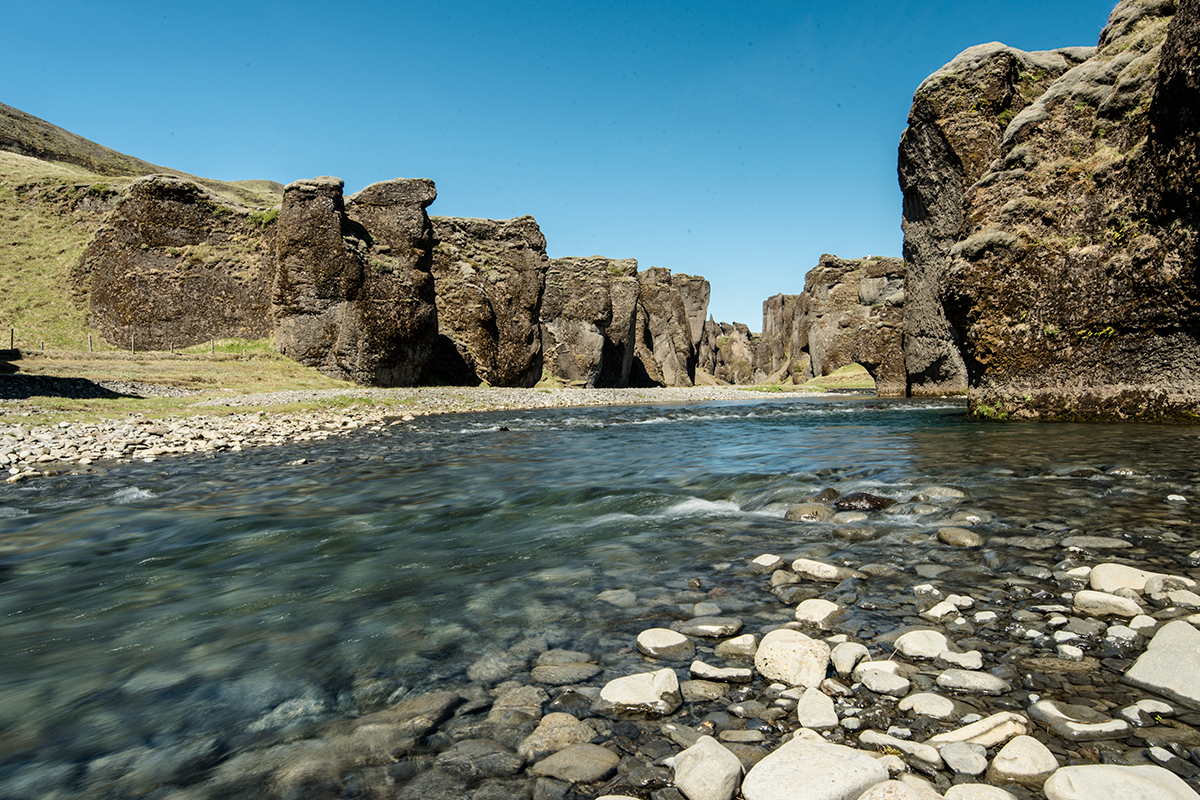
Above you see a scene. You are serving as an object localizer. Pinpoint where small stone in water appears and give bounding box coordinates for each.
[940,741,988,776]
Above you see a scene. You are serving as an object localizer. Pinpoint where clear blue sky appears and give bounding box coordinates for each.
[6,1,1116,327]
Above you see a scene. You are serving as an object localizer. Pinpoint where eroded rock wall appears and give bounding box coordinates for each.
[272,176,439,386]
[428,215,549,388]
[540,256,639,387]
[912,0,1200,420]
[699,319,757,385]
[75,175,275,350]
[631,267,703,387]
[898,42,1090,396]
[755,293,808,384]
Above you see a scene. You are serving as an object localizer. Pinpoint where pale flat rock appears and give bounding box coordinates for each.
[795,598,846,629]
[715,633,759,659]
[1123,619,1200,710]
[796,687,839,730]
[936,668,1010,695]
[597,588,638,608]
[1063,535,1132,551]
[791,557,866,582]
[751,554,786,573]
[592,668,681,718]
[830,642,870,677]
[893,630,951,660]
[675,616,744,637]
[529,742,619,783]
[858,668,911,697]
[669,734,743,800]
[987,734,1058,786]
[531,662,602,685]
[741,739,889,800]
[943,786,1019,800]
[518,712,596,761]
[754,629,831,688]
[859,730,942,768]
[1027,699,1109,726]
[927,711,1027,748]
[920,600,962,622]
[681,679,727,702]
[691,660,753,684]
[936,650,983,670]
[637,628,696,660]
[487,685,549,722]
[938,526,984,547]
[1074,589,1141,618]
[940,741,987,775]
[1048,718,1131,741]
[1090,563,1160,593]
[858,780,943,800]
[1043,764,1200,799]
[899,692,956,720]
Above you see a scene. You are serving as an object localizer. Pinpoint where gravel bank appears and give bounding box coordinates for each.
[1,385,830,483]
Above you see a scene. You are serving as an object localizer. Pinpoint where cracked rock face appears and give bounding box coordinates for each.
[76,175,275,350]
[900,0,1200,420]
[271,176,439,387]
[428,215,550,388]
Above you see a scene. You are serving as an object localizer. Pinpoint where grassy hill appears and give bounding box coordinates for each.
[0,103,283,351]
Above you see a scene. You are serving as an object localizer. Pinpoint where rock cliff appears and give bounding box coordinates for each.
[699,319,757,385]
[272,176,439,386]
[631,267,704,387]
[903,0,1200,419]
[540,256,639,387]
[898,42,1091,396]
[738,255,904,394]
[428,215,550,387]
[74,175,275,350]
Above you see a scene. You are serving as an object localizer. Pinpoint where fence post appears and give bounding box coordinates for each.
[88,334,93,352]
[9,329,12,350]
[131,333,135,354]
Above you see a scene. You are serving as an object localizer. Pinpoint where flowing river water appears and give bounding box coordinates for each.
[1,396,1198,798]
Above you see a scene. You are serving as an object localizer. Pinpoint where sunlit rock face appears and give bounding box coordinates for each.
[900,0,1200,420]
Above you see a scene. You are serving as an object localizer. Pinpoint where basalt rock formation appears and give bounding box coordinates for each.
[904,0,1200,419]
[74,175,275,351]
[699,319,757,385]
[272,176,439,386]
[802,255,906,396]
[428,215,550,388]
[540,256,639,387]
[631,267,705,387]
[898,41,1092,397]
[741,255,905,394]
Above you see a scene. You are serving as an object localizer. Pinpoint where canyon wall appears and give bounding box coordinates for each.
[902,0,1200,419]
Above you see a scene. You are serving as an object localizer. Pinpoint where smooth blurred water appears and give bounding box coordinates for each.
[1,395,1198,794]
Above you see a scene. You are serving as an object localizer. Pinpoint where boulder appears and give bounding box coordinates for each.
[76,174,275,350]
[428,215,549,387]
[1122,619,1200,710]
[740,739,889,800]
[1043,763,1200,799]
[753,629,831,688]
[272,176,439,385]
[592,668,682,718]
[669,735,743,800]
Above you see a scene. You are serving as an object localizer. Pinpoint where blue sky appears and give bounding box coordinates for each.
[7,1,1116,326]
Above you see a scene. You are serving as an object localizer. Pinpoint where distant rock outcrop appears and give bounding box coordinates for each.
[272,176,439,386]
[903,0,1200,419]
[699,319,757,385]
[428,215,550,387]
[629,267,703,387]
[755,294,808,384]
[75,175,275,350]
[540,256,639,387]
[802,255,906,396]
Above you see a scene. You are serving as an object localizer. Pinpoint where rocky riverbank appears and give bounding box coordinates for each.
[116,489,1200,800]
[0,384,822,484]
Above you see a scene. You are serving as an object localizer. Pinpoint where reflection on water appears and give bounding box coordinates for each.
[0,396,1197,796]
